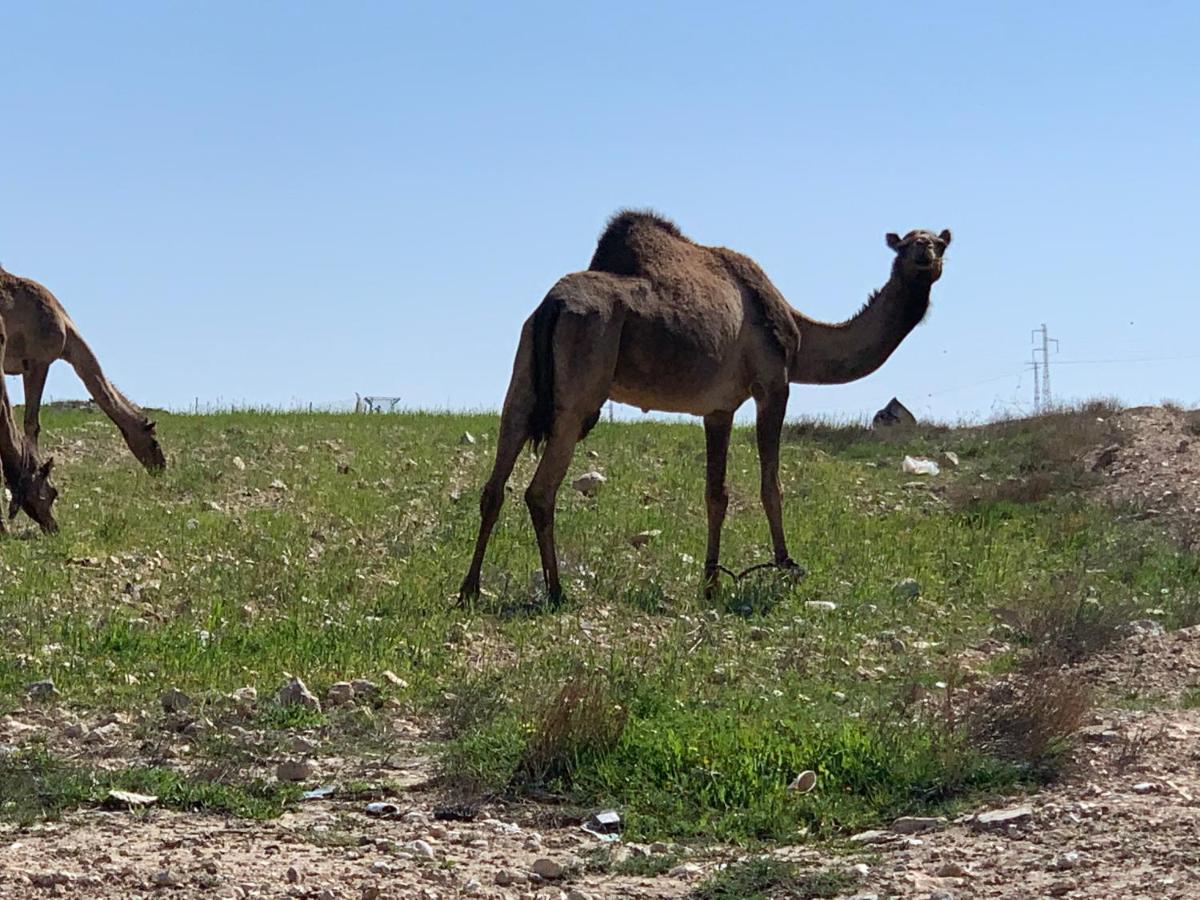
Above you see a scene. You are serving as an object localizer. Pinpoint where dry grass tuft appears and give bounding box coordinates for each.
[965,671,1093,778]
[513,669,628,788]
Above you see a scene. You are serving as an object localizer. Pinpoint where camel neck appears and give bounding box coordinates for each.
[787,274,931,385]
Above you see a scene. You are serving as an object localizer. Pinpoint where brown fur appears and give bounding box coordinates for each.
[460,212,951,602]
[0,267,165,472]
[0,310,58,533]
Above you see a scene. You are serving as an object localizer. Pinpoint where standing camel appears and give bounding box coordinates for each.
[460,211,951,602]
[0,314,58,533]
[0,266,165,472]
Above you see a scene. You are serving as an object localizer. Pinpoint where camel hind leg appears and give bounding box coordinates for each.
[459,319,539,600]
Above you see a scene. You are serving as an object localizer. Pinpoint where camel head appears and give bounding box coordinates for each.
[886,229,952,283]
[133,419,167,472]
[8,455,59,534]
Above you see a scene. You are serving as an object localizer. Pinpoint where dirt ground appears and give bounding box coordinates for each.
[4,407,1200,899]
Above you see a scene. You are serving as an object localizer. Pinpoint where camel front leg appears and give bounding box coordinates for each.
[755,386,800,570]
[21,363,50,452]
[702,411,733,597]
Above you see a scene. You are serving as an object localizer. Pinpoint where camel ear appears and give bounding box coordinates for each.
[39,458,54,477]
[145,420,157,432]
[886,233,902,251]
[938,229,952,249]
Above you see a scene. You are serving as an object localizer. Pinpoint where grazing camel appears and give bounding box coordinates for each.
[0,316,58,533]
[0,266,165,472]
[460,211,951,601]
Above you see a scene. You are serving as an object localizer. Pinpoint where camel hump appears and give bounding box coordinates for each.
[589,209,687,275]
[872,397,917,428]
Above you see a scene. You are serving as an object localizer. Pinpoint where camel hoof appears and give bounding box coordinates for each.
[777,558,807,578]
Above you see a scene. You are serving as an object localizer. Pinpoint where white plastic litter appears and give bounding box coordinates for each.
[901,456,940,476]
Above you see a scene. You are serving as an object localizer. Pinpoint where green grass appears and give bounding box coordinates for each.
[689,857,855,899]
[0,746,298,825]
[1,404,1196,843]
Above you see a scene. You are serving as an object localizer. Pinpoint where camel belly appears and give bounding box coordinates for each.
[609,313,751,415]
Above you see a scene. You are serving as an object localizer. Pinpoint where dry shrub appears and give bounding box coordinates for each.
[949,399,1126,509]
[999,575,1139,667]
[965,671,1092,777]
[514,669,628,788]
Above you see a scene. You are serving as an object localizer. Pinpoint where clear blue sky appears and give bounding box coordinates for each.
[4,2,1197,422]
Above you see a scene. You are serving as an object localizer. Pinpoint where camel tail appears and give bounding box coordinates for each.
[527,297,561,452]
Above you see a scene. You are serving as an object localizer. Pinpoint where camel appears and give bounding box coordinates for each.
[460,211,951,602]
[0,266,165,472]
[0,314,58,533]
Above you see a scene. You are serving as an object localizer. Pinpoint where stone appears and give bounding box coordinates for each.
[160,687,191,714]
[629,529,662,548]
[566,891,591,900]
[459,431,476,446]
[973,805,1033,829]
[531,858,565,879]
[151,869,181,887]
[1051,851,1081,871]
[276,759,315,782]
[64,722,86,739]
[350,678,380,699]
[291,735,319,754]
[382,670,408,688]
[230,686,257,706]
[849,829,896,844]
[571,471,606,496]
[929,892,955,900]
[277,677,321,712]
[848,863,871,879]
[892,816,947,834]
[286,867,300,884]
[326,682,356,706]
[404,839,436,860]
[462,878,483,895]
[25,679,59,701]
[805,600,837,613]
[1126,619,1165,637]
[669,862,702,878]
[893,578,921,600]
[104,790,158,809]
[935,862,975,878]
[231,456,246,471]
[1132,781,1158,794]
[85,722,121,744]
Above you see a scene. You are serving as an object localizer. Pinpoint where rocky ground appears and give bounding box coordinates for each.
[1092,405,1200,550]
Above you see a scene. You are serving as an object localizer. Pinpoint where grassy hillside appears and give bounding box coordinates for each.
[1,406,1196,843]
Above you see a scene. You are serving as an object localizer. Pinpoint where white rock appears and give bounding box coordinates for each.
[629,529,661,548]
[277,677,321,711]
[1132,782,1158,794]
[571,471,607,496]
[848,863,871,879]
[849,829,895,844]
[669,862,702,878]
[230,686,257,706]
[404,839,436,860]
[805,600,837,613]
[231,456,246,471]
[382,670,409,689]
[1051,851,1082,871]
[973,805,1033,828]
[85,722,121,744]
[459,431,476,446]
